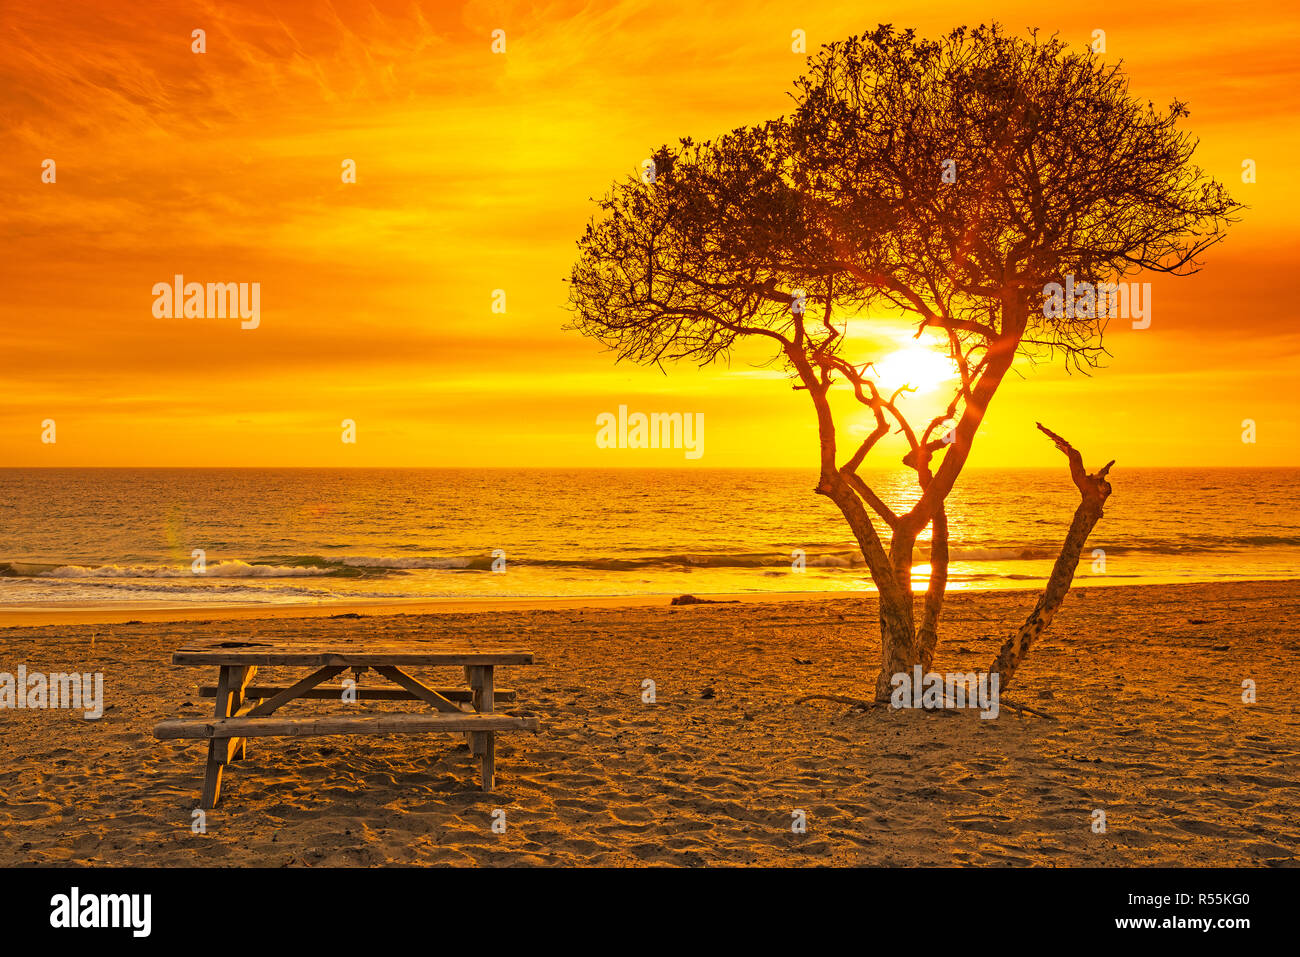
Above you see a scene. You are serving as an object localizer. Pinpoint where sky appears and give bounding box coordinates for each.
[1,0,1297,468]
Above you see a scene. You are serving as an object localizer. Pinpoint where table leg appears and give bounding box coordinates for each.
[468,666,484,756]
[229,665,255,761]
[200,665,237,808]
[200,664,256,807]
[462,666,475,750]
[471,665,496,791]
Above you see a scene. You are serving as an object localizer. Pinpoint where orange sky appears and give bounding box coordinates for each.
[1,0,1297,467]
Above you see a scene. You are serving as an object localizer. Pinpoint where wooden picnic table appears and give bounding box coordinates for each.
[153,637,538,809]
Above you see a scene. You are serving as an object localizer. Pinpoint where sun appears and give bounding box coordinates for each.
[870,345,959,394]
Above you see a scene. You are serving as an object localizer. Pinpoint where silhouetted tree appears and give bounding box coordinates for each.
[568,24,1239,702]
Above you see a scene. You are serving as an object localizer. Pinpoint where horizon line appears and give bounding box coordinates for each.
[1,464,1296,471]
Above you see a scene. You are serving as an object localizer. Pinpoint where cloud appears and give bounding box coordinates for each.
[1,0,1296,464]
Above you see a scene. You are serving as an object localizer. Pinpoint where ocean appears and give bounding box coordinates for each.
[1,467,1296,607]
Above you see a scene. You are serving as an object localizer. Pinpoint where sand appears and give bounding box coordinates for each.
[0,579,1296,867]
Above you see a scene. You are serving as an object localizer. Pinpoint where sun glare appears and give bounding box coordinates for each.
[870,345,959,394]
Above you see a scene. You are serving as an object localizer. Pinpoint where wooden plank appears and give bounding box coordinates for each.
[200,756,223,809]
[213,735,242,765]
[235,665,258,696]
[172,640,535,667]
[197,684,517,703]
[371,666,464,714]
[154,712,539,739]
[481,728,496,792]
[200,665,236,808]
[476,666,495,788]
[244,666,346,717]
[230,665,255,761]
[468,666,484,755]
[462,666,476,748]
[210,664,234,718]
[213,699,259,765]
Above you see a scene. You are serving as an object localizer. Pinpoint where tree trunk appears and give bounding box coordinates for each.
[821,474,918,702]
[917,503,948,672]
[988,425,1114,692]
[873,528,919,701]
[874,593,917,702]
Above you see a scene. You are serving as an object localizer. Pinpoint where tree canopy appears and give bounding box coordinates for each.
[570,23,1237,374]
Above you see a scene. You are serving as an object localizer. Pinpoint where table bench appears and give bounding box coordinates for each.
[152,638,538,808]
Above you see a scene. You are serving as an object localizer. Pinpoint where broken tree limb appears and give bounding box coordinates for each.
[999,699,1060,720]
[987,424,1114,693]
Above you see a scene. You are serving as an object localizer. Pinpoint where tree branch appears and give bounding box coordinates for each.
[987,424,1114,692]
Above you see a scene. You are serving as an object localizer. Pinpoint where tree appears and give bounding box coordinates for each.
[567,24,1240,703]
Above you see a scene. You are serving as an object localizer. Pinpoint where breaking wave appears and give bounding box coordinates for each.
[5,532,1300,583]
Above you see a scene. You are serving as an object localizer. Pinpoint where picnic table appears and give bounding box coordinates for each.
[153,637,538,809]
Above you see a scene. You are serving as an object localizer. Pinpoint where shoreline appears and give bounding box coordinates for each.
[0,576,1296,628]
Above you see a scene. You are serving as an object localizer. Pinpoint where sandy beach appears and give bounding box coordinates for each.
[1,579,1296,867]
